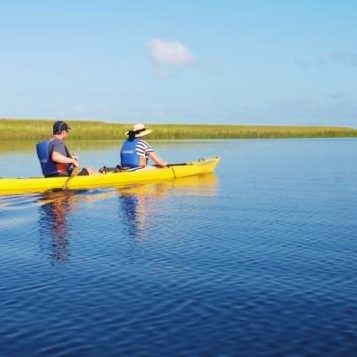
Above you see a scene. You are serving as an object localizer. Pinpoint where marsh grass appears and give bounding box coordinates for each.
[1,118,357,140]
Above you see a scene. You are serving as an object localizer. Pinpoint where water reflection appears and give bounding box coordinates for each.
[38,191,78,263]
[118,174,218,239]
[37,190,116,264]
[171,173,218,197]
[118,183,168,240]
[35,174,217,262]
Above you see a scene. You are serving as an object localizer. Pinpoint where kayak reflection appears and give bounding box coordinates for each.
[35,173,217,262]
[170,173,218,197]
[37,190,115,264]
[118,173,218,239]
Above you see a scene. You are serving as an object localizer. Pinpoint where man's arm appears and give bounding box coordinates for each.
[52,151,79,167]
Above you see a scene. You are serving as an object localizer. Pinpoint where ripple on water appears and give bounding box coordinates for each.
[1,140,357,355]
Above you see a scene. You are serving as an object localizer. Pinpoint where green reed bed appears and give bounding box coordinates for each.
[1,118,357,140]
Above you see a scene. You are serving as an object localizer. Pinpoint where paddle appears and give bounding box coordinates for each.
[167,158,204,167]
[167,163,188,167]
[62,166,81,190]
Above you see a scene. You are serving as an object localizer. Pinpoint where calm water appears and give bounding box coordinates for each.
[1,139,357,356]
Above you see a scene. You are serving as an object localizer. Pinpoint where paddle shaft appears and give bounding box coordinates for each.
[167,163,187,167]
[62,166,81,190]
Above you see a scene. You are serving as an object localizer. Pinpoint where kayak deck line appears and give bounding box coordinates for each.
[0,156,220,196]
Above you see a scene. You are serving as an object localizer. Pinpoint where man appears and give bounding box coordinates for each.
[36,121,96,177]
[120,123,167,169]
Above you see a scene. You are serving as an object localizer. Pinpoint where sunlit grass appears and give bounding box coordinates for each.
[1,118,357,140]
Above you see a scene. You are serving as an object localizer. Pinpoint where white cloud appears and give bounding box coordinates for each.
[148,38,194,65]
[294,57,327,67]
[330,51,357,67]
[295,51,357,68]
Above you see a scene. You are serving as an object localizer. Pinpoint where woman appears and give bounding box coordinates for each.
[120,123,167,169]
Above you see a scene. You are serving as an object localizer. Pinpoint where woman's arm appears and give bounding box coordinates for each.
[147,152,167,167]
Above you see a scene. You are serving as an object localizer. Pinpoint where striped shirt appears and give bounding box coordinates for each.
[136,139,154,157]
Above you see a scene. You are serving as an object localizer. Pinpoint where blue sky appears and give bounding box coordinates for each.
[0,0,356,125]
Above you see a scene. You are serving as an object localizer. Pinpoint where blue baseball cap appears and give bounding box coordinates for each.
[53,121,71,134]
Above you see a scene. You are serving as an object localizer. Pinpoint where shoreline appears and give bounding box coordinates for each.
[1,118,357,140]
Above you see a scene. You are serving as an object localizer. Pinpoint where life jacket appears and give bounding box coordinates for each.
[36,140,71,176]
[120,138,140,168]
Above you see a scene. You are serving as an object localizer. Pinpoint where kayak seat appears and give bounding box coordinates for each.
[99,165,122,174]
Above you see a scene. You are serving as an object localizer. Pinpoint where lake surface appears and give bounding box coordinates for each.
[1,139,357,356]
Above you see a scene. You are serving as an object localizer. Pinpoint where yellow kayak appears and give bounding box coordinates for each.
[0,157,220,196]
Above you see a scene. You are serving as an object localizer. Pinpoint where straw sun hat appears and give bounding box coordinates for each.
[126,123,153,138]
